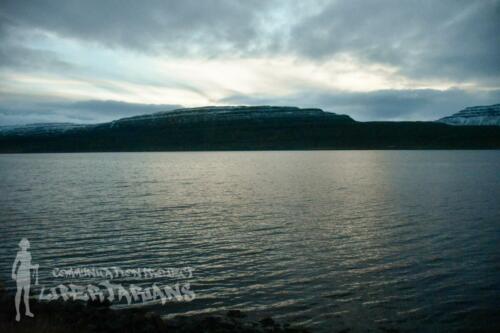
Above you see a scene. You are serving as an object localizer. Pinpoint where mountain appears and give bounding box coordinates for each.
[0,122,92,136]
[108,106,354,129]
[1,105,500,152]
[438,104,500,126]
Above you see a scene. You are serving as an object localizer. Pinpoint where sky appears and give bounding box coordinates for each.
[0,0,499,125]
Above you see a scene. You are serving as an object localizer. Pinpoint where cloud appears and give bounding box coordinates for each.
[0,0,275,55]
[0,1,498,123]
[0,97,181,125]
[0,45,73,71]
[221,88,500,121]
[2,0,498,83]
[1,88,499,125]
[288,0,500,83]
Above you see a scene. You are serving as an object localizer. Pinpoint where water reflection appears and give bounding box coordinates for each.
[0,151,499,332]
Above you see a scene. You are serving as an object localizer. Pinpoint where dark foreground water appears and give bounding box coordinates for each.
[1,151,499,332]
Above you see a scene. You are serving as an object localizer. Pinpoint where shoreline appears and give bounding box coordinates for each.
[0,285,312,333]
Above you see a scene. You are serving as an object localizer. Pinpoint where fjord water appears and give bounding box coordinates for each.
[1,151,499,332]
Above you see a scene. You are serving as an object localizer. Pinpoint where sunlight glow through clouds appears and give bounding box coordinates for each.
[3,49,481,108]
[3,26,476,106]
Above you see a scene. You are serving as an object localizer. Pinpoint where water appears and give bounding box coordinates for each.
[1,151,499,332]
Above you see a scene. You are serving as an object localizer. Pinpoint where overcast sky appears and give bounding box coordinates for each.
[0,0,499,124]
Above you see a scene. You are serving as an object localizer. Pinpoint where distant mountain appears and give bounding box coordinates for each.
[438,104,500,126]
[1,105,500,152]
[110,105,353,126]
[0,122,92,136]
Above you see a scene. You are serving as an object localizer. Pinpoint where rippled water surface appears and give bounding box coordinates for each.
[1,151,499,332]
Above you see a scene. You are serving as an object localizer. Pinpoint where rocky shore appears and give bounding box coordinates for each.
[0,286,311,333]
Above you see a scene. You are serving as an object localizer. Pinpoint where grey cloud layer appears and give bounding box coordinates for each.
[290,0,500,82]
[1,0,272,54]
[2,0,498,82]
[0,98,180,125]
[221,89,500,121]
[2,89,500,125]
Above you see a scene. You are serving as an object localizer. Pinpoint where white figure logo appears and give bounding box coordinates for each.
[11,238,38,322]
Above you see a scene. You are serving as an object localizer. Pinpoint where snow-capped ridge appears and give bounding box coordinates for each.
[1,106,353,135]
[438,104,500,126]
[112,105,331,124]
[0,122,92,135]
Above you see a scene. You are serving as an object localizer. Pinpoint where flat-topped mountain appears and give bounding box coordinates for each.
[0,106,353,136]
[438,104,500,126]
[1,105,500,152]
[110,105,354,127]
[114,105,350,123]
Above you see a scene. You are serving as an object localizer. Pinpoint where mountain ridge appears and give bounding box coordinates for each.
[1,105,500,152]
[438,104,500,126]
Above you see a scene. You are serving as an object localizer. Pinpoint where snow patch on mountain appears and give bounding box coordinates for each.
[0,123,91,135]
[112,106,331,125]
[438,104,500,126]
